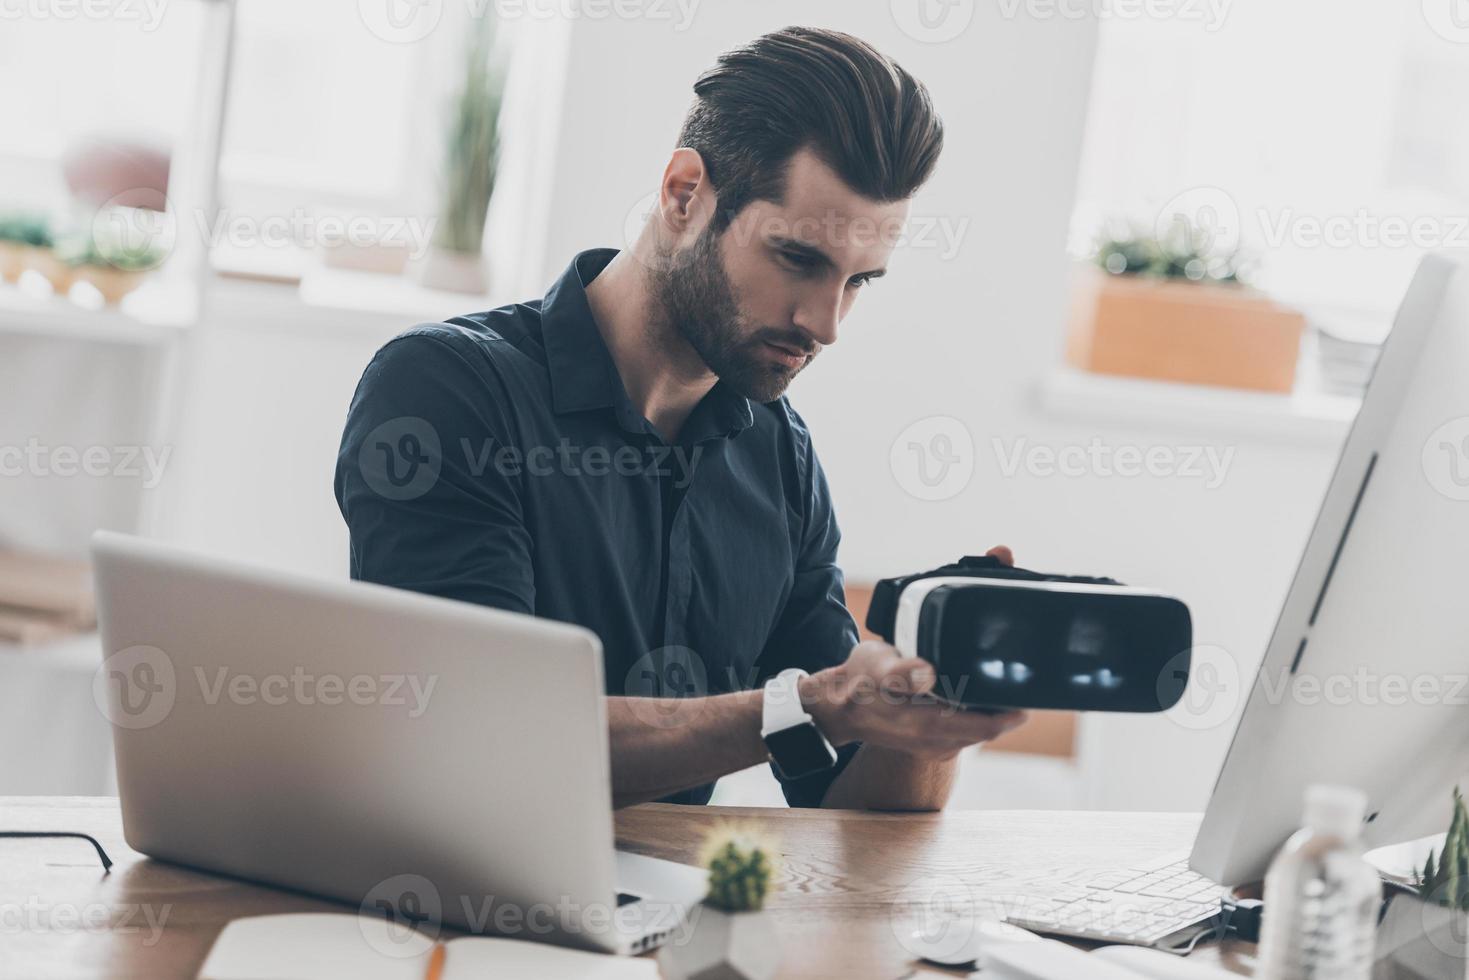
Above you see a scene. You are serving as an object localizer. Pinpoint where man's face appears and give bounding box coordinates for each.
[651,148,911,403]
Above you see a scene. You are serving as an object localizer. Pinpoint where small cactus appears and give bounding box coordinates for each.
[699,823,777,913]
[1419,787,1469,911]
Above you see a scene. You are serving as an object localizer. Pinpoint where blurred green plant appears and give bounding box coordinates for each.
[54,228,166,273]
[699,823,777,913]
[1092,215,1250,284]
[1418,788,1469,912]
[0,212,54,248]
[432,15,504,255]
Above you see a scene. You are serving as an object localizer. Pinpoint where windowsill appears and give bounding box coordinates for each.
[1036,366,1360,445]
[297,265,508,325]
[205,255,510,334]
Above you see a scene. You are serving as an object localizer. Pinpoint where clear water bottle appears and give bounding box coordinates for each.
[1257,784,1382,979]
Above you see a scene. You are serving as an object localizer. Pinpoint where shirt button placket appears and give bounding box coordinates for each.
[663,503,692,650]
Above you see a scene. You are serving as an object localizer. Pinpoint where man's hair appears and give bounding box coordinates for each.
[677,26,944,230]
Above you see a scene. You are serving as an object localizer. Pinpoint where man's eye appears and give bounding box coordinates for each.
[848,275,874,289]
[779,249,819,271]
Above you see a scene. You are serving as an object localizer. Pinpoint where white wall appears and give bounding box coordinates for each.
[0,336,164,557]
[158,3,1352,811]
[159,280,405,576]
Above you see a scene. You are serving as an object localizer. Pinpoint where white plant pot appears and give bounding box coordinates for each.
[1373,893,1469,980]
[75,264,148,305]
[414,247,486,294]
[0,242,25,282]
[657,906,780,980]
[30,250,78,295]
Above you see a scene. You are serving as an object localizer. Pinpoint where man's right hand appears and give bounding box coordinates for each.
[799,640,1027,760]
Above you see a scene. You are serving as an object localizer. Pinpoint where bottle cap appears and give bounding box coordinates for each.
[1303,784,1368,839]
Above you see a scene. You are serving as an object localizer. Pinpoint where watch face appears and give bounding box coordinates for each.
[764,723,837,781]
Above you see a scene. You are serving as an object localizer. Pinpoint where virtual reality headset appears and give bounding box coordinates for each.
[866,556,1193,713]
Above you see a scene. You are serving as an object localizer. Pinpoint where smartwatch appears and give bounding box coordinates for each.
[760,668,837,781]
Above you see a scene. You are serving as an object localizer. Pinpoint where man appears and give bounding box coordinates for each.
[336,26,1025,811]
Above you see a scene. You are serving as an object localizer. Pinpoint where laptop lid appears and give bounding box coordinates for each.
[93,530,625,952]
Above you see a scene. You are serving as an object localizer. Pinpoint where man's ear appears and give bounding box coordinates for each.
[659,147,715,237]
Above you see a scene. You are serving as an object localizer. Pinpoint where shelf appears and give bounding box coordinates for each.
[0,275,194,346]
[1037,366,1360,445]
[0,631,100,672]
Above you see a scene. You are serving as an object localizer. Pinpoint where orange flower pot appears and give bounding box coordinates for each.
[1067,268,1307,394]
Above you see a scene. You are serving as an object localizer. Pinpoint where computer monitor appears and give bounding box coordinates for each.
[1191,252,1469,886]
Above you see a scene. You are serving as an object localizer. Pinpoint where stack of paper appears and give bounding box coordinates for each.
[1314,320,1384,398]
[0,549,95,645]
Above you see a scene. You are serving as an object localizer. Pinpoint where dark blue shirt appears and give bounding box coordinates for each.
[335,249,860,806]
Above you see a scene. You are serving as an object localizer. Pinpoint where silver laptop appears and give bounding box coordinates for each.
[92,531,707,955]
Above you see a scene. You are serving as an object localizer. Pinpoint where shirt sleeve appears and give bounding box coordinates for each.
[334,330,536,613]
[755,416,862,808]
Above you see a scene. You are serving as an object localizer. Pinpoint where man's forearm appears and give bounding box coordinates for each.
[609,688,957,812]
[608,641,1023,810]
[607,691,768,808]
[820,745,958,811]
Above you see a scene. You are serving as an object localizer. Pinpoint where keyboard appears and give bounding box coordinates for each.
[1003,856,1226,946]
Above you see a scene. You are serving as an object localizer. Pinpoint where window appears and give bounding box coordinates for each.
[1071,1,1469,336]
[220,2,434,222]
[0,1,496,277]
[0,9,206,209]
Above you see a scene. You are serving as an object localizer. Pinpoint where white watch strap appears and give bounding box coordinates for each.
[761,668,813,737]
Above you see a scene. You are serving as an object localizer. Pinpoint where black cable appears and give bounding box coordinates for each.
[0,831,113,872]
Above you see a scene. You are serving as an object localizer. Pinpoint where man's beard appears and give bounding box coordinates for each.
[649,227,815,403]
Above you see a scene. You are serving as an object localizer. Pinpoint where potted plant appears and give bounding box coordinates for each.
[659,824,782,980]
[0,212,54,284]
[72,237,166,305]
[42,235,153,305]
[1374,788,1469,978]
[1066,217,1307,393]
[414,15,503,294]
[28,240,78,295]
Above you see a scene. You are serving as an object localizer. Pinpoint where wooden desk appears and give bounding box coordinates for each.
[1,798,1258,978]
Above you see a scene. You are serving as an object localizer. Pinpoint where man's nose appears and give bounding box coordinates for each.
[792,290,842,348]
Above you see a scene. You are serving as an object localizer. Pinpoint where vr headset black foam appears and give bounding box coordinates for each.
[866,555,1193,713]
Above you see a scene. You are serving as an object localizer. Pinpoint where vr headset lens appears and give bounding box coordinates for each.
[914,584,1193,713]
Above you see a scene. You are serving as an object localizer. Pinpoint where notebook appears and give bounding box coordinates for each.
[984,939,1240,979]
[198,914,659,980]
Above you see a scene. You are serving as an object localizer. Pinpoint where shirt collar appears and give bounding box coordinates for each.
[541,248,755,441]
